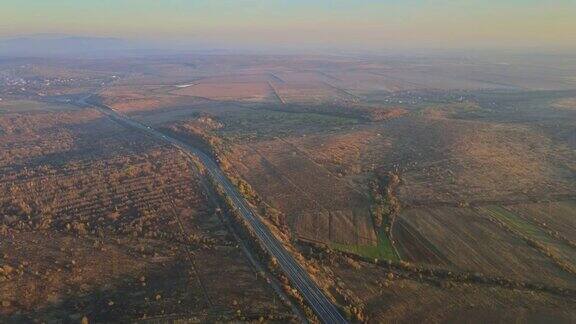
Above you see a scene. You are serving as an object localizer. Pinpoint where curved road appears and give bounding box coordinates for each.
[83,98,348,324]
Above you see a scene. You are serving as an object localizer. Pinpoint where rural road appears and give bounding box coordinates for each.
[80,97,348,324]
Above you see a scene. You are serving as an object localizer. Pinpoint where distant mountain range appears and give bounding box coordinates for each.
[0,34,354,57]
[0,34,247,58]
[0,34,149,57]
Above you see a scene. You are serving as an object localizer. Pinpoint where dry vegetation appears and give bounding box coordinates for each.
[98,85,180,113]
[553,97,576,111]
[324,252,576,323]
[0,102,293,322]
[282,115,575,206]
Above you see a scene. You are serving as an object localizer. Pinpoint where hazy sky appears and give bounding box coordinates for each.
[1,0,575,50]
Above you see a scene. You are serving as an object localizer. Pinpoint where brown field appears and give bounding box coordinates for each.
[228,139,376,245]
[272,71,336,84]
[319,70,412,93]
[329,256,576,323]
[507,201,576,242]
[394,207,576,289]
[271,81,349,104]
[99,85,181,112]
[187,74,274,84]
[174,81,275,102]
[553,97,576,110]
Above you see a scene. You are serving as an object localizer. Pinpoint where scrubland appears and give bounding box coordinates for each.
[0,100,292,322]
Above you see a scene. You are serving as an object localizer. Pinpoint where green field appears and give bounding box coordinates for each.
[331,227,399,261]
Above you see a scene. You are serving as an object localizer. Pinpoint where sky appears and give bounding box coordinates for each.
[1,0,575,51]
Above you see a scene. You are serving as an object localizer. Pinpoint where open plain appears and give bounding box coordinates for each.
[1,53,576,322]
